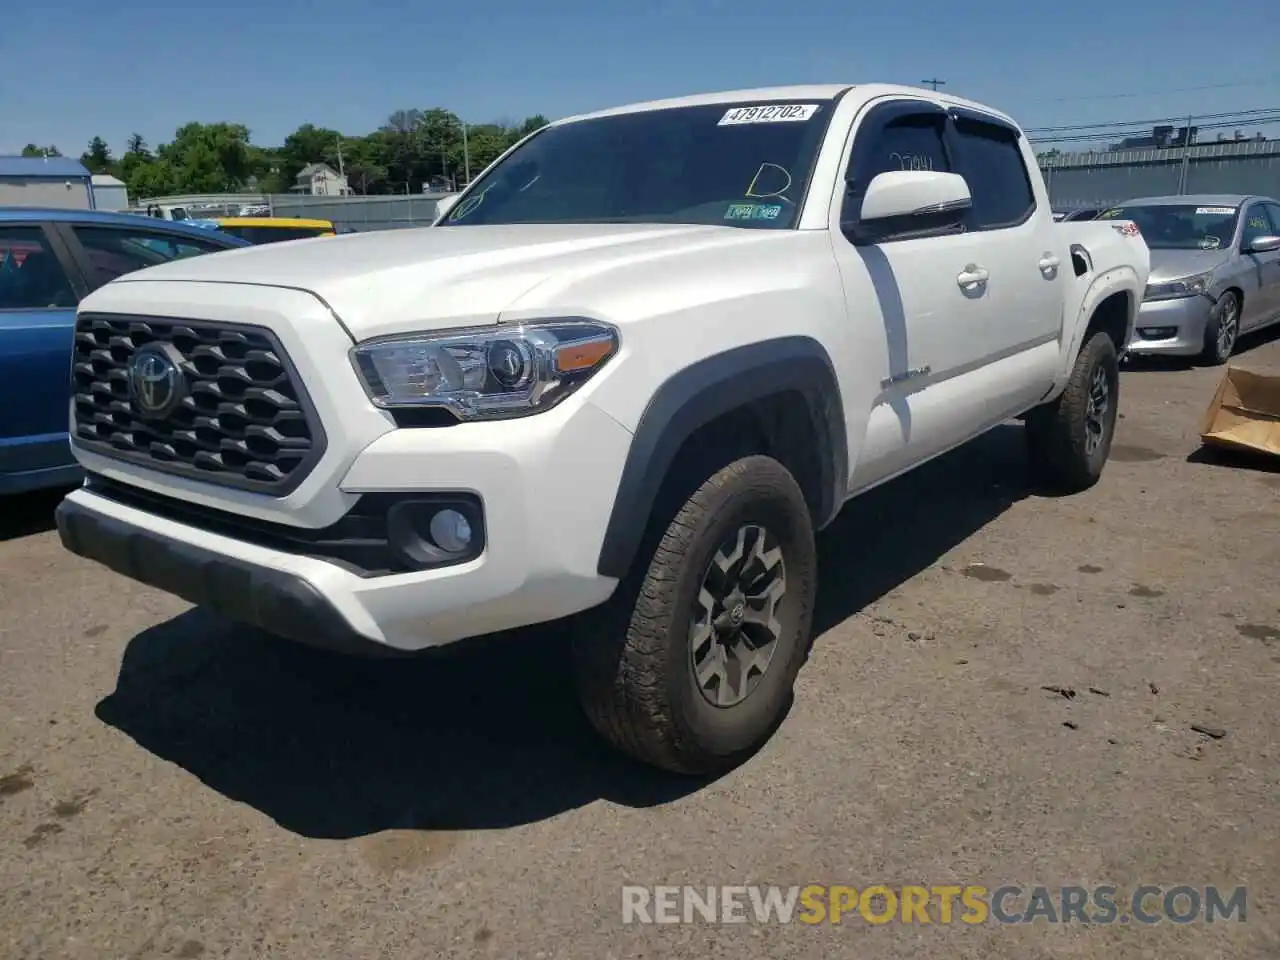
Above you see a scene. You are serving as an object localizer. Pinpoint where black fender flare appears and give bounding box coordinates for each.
[596,336,847,579]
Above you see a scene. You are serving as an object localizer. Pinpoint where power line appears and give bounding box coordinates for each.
[1025,106,1279,135]
[1028,114,1280,145]
[921,78,946,91]
[1026,74,1280,104]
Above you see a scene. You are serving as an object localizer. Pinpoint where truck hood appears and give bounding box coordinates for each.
[1147,248,1230,283]
[114,222,773,338]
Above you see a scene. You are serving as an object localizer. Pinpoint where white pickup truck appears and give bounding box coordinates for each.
[57,84,1149,774]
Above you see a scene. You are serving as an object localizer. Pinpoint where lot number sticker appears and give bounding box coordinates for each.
[1195,207,1235,215]
[719,104,819,125]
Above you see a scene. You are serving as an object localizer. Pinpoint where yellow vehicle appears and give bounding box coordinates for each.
[212,217,337,244]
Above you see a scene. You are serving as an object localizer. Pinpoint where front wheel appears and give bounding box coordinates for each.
[571,455,817,775]
[1026,331,1120,493]
[1199,290,1240,366]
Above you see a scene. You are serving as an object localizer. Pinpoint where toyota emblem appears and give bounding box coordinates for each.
[127,343,186,419]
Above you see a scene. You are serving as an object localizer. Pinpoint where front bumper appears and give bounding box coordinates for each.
[57,396,633,653]
[57,493,391,656]
[1125,294,1214,356]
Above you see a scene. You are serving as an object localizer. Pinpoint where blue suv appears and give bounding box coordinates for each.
[0,208,249,494]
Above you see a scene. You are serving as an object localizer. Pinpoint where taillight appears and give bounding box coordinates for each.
[1112,221,1140,238]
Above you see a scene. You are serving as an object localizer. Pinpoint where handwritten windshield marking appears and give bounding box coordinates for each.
[745,163,794,203]
[889,152,935,171]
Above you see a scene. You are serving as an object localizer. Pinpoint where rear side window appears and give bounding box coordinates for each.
[0,226,77,310]
[952,117,1035,229]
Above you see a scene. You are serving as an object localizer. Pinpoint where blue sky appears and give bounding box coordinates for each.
[4,0,1279,157]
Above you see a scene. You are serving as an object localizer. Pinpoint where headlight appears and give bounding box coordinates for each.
[1143,273,1212,302]
[351,319,619,421]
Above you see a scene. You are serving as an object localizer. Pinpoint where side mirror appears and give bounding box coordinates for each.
[858,170,972,223]
[1244,234,1280,254]
[435,194,460,220]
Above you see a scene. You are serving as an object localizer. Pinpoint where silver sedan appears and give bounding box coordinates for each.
[1097,194,1280,364]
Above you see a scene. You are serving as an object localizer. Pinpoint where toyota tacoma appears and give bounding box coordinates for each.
[56,84,1150,774]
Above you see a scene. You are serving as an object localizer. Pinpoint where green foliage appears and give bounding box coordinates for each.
[80,137,115,175]
[63,108,550,202]
[21,143,61,157]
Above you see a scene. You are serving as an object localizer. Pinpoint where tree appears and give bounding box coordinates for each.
[159,122,253,192]
[382,109,424,135]
[80,136,115,175]
[514,115,549,139]
[19,101,557,198]
[280,123,344,186]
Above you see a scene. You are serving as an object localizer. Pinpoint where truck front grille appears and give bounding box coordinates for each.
[71,313,325,495]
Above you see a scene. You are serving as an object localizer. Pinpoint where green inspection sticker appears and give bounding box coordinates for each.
[725,202,783,221]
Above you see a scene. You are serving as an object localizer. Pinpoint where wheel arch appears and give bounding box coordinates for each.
[595,336,847,580]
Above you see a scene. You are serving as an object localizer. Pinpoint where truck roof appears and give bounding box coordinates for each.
[559,83,1019,130]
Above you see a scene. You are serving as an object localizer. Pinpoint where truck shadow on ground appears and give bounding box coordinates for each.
[95,425,1031,840]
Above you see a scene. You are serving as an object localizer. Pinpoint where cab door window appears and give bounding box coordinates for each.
[1240,203,1273,249]
[842,107,953,242]
[846,112,951,199]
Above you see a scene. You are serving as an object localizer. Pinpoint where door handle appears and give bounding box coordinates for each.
[957,265,989,287]
[1039,254,1061,273]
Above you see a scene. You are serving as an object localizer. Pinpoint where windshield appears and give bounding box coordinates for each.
[1097,203,1239,250]
[436,100,835,230]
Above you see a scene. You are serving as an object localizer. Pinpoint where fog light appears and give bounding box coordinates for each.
[429,508,473,553]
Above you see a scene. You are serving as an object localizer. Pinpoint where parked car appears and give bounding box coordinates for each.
[0,208,249,494]
[1098,194,1280,364]
[55,84,1149,773]
[209,217,337,244]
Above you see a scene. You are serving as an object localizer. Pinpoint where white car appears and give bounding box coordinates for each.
[57,84,1149,774]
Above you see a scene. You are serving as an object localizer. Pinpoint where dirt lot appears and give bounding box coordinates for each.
[2,331,1278,960]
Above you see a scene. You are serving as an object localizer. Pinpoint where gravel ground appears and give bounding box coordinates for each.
[2,331,1278,960]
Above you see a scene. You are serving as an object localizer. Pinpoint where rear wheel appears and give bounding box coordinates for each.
[1026,331,1120,492]
[1199,290,1240,366]
[571,455,817,775]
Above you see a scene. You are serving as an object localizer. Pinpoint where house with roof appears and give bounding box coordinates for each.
[292,162,350,196]
[0,156,94,209]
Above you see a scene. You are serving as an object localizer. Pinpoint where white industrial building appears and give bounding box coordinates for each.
[90,173,130,211]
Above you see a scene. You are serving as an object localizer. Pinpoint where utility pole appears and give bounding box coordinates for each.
[335,136,346,195]
[921,78,946,91]
[461,120,470,188]
[1177,113,1193,195]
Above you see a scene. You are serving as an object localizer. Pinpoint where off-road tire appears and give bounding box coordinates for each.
[571,455,817,775]
[1198,290,1240,366]
[1026,331,1120,493]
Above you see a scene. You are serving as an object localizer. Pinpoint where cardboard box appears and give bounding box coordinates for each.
[1199,366,1280,459]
